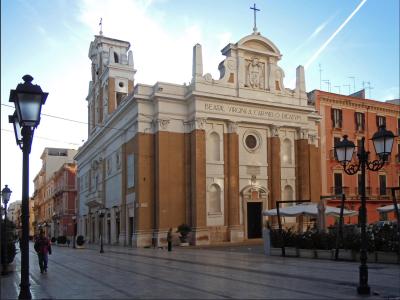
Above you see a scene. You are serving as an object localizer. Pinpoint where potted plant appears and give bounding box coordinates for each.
[1,218,17,273]
[176,224,192,246]
[76,235,85,249]
[57,235,67,246]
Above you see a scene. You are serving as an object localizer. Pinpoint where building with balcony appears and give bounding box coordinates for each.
[32,148,77,238]
[309,90,400,224]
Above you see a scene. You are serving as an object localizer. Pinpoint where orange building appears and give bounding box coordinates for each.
[309,90,400,225]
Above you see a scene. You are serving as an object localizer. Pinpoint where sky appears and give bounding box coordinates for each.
[1,0,399,204]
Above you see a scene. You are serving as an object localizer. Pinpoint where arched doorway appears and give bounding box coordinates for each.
[241,185,268,239]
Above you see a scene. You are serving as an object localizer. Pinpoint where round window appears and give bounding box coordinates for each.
[119,82,124,88]
[245,134,258,149]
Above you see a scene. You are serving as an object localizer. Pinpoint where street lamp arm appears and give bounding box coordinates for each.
[343,162,360,175]
[366,158,385,172]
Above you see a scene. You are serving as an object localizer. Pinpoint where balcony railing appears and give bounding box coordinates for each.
[329,149,337,160]
[376,187,391,199]
[353,186,371,197]
[330,186,350,195]
[85,190,103,207]
[53,184,76,197]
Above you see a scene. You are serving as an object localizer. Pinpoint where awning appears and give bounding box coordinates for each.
[262,203,358,217]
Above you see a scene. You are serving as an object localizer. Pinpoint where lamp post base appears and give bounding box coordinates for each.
[18,282,32,300]
[357,285,371,295]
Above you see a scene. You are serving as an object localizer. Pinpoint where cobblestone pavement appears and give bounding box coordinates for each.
[1,241,399,299]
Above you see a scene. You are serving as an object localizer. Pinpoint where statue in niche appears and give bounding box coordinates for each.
[245,58,264,89]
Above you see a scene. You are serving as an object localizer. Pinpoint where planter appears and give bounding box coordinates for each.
[298,249,316,259]
[180,242,190,247]
[270,247,282,256]
[374,251,400,264]
[337,249,357,261]
[284,247,299,257]
[316,249,333,260]
[76,244,85,249]
[0,260,16,273]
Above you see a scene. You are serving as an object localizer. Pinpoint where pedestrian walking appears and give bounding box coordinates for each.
[167,228,172,251]
[34,230,52,274]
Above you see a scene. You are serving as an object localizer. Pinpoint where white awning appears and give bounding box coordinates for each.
[262,203,358,217]
[377,204,398,213]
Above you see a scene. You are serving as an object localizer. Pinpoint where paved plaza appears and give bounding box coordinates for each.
[1,242,399,299]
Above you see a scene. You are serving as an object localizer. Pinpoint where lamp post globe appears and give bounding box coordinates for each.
[335,126,396,295]
[1,185,12,275]
[9,75,48,300]
[371,125,395,161]
[334,135,355,165]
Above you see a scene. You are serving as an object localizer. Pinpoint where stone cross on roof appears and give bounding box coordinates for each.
[99,18,103,36]
[250,3,260,34]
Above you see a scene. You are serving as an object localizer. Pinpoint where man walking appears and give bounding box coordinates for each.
[34,230,52,274]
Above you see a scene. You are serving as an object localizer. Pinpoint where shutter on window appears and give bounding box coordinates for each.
[339,110,343,128]
[361,113,365,130]
[376,116,379,127]
[354,112,357,129]
[331,108,334,127]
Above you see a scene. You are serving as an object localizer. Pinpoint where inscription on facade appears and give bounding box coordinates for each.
[204,103,303,122]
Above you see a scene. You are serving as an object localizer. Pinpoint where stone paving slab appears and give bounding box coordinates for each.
[1,242,399,299]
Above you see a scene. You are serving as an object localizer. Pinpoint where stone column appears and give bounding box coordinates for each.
[119,144,127,245]
[227,122,243,242]
[190,118,209,245]
[295,129,310,200]
[295,129,311,232]
[110,208,117,244]
[267,126,281,226]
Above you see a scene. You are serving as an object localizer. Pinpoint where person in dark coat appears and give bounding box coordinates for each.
[34,230,52,273]
[167,228,173,252]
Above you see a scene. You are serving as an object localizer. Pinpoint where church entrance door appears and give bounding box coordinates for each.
[247,202,262,238]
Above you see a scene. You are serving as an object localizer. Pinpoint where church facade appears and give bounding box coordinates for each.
[75,30,321,247]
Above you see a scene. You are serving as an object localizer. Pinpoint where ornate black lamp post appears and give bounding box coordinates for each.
[1,185,12,275]
[98,208,106,253]
[335,125,395,295]
[9,75,48,300]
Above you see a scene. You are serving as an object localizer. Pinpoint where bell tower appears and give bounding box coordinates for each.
[87,34,136,136]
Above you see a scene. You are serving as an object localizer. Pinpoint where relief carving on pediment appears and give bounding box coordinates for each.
[245,57,265,89]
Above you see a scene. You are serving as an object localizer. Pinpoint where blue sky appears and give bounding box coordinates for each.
[1,0,399,202]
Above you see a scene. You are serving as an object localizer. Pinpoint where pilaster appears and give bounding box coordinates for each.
[227,122,243,242]
[190,127,209,245]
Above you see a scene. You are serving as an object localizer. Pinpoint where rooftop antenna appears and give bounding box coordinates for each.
[348,76,355,93]
[343,84,351,95]
[366,81,374,99]
[99,18,103,36]
[319,64,323,89]
[250,3,260,34]
[322,79,331,92]
[334,85,341,94]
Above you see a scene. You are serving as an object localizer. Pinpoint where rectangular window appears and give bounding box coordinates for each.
[333,137,341,159]
[398,118,400,135]
[376,116,386,128]
[379,175,386,196]
[331,108,342,128]
[127,154,135,188]
[334,173,343,195]
[354,112,365,131]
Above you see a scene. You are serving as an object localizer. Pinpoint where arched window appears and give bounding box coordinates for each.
[283,185,294,207]
[208,184,221,213]
[282,139,292,164]
[208,132,220,161]
[114,52,119,63]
